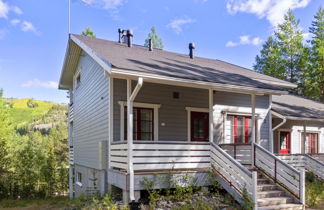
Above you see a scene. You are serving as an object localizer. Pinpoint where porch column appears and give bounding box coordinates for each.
[126,79,135,202]
[126,78,143,202]
[209,89,214,142]
[303,121,307,154]
[251,94,256,166]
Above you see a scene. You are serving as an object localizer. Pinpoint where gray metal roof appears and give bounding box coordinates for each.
[272,94,324,120]
[59,34,296,92]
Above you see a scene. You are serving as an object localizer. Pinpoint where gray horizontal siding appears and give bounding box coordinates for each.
[113,79,271,150]
[73,52,109,169]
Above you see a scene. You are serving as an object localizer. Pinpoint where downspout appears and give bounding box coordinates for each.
[127,77,143,202]
[271,111,286,154]
[272,111,287,132]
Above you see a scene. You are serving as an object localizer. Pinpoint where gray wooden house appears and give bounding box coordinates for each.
[59,31,323,209]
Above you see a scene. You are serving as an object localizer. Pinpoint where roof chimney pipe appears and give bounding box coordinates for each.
[149,39,153,51]
[127,30,133,47]
[118,28,123,43]
[189,42,195,59]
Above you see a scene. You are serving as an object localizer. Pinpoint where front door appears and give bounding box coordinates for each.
[191,112,209,142]
[279,132,290,154]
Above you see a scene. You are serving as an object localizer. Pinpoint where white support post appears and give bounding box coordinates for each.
[300,168,305,207]
[252,171,258,210]
[303,122,306,154]
[127,79,134,202]
[209,89,214,143]
[126,78,143,202]
[269,95,273,153]
[251,94,256,167]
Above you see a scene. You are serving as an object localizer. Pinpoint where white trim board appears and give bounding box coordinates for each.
[118,101,161,141]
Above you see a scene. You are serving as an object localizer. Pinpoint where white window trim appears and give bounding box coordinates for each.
[222,111,260,144]
[277,129,292,153]
[118,101,161,141]
[185,107,209,142]
[73,67,81,90]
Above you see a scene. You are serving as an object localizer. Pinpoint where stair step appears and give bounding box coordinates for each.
[257,190,285,198]
[258,184,278,191]
[258,178,270,184]
[258,197,293,207]
[258,203,303,210]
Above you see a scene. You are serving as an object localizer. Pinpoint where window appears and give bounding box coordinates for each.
[303,133,318,154]
[77,172,82,183]
[124,107,153,140]
[225,115,256,144]
[76,73,81,89]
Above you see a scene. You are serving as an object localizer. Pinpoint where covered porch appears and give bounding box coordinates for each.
[107,77,268,202]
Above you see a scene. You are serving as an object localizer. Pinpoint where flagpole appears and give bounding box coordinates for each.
[68,0,71,34]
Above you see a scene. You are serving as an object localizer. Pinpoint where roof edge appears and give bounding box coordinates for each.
[111,67,288,95]
[271,110,324,122]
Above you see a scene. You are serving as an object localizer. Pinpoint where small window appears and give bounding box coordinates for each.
[173,92,180,99]
[76,73,81,89]
[77,172,82,183]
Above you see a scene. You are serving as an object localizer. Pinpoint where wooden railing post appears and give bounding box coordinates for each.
[300,168,305,207]
[252,171,258,210]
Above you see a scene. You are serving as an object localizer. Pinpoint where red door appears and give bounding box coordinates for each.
[279,132,290,154]
[191,112,209,142]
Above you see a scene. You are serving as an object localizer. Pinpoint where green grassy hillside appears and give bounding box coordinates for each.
[5,98,66,126]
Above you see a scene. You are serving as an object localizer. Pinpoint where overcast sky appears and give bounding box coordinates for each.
[0,0,322,103]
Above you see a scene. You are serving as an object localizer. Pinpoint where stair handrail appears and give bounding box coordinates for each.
[254,143,305,205]
[304,154,324,180]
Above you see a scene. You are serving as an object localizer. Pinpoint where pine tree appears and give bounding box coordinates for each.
[81,27,96,38]
[309,7,324,102]
[254,36,286,79]
[144,26,164,50]
[254,10,308,94]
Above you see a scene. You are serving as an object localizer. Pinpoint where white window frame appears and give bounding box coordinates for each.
[185,107,209,142]
[73,67,81,90]
[222,111,260,144]
[118,101,161,141]
[76,172,82,187]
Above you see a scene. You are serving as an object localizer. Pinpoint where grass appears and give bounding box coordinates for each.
[0,196,70,209]
[6,98,55,124]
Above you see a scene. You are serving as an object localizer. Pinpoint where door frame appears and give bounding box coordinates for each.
[185,107,209,142]
[278,131,291,154]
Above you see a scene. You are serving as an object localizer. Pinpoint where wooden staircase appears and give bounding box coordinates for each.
[257,172,303,210]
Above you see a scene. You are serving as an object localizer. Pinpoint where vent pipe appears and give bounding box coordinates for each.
[118,28,123,43]
[127,30,133,47]
[189,42,195,59]
[148,39,153,51]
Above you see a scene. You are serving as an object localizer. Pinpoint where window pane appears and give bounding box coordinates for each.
[237,117,244,143]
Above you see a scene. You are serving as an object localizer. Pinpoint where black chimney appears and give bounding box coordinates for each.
[189,43,195,59]
[127,30,133,47]
[118,28,123,43]
[149,39,153,51]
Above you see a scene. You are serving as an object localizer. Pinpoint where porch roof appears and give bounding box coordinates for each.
[272,94,324,121]
[59,34,295,93]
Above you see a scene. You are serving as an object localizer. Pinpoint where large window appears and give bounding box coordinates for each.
[124,107,153,140]
[225,115,255,144]
[303,133,319,154]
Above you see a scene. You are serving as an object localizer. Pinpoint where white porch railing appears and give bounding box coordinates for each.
[110,141,211,171]
[219,144,252,165]
[210,142,257,206]
[254,143,305,203]
[277,154,324,180]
